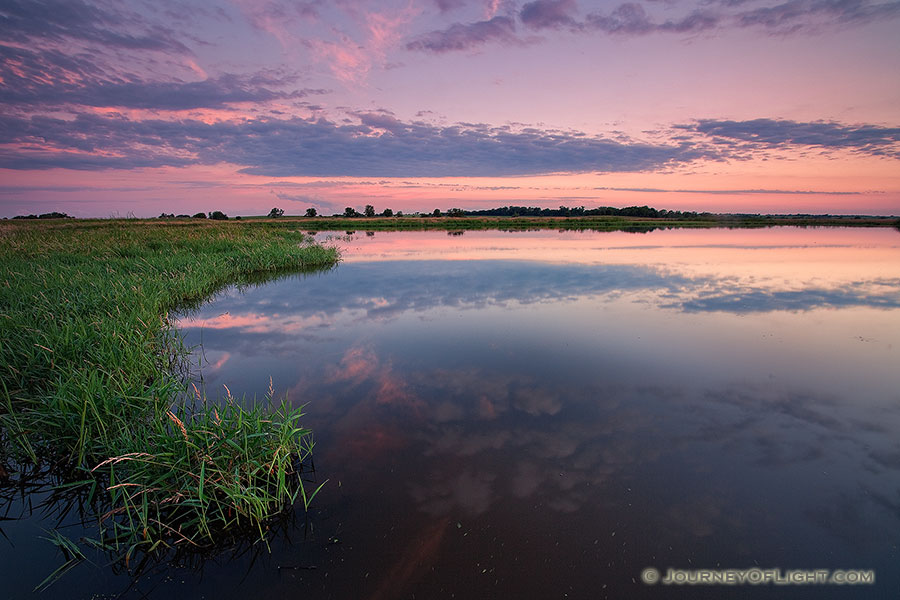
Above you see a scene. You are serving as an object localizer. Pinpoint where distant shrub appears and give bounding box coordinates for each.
[208,211,228,220]
[381,208,394,217]
[192,212,207,219]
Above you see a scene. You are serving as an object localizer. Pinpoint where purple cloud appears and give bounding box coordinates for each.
[735,0,900,33]
[354,111,408,133]
[407,0,898,52]
[0,0,188,52]
[519,0,582,30]
[582,0,898,37]
[0,46,325,110]
[684,118,900,157]
[586,3,719,34]
[434,0,468,12]
[406,16,518,53]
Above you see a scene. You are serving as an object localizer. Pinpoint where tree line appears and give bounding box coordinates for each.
[148,204,714,220]
[463,205,713,219]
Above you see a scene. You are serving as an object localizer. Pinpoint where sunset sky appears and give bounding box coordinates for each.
[2,0,899,217]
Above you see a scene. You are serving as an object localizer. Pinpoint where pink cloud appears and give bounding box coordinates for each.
[327,344,380,383]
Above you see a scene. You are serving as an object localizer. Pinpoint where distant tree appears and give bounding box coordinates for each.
[447,208,465,217]
[364,204,376,217]
[176,214,190,218]
[395,210,403,217]
[432,208,441,217]
[14,212,72,219]
[268,207,284,218]
[305,207,318,217]
[235,215,242,220]
[381,208,393,217]
[208,211,228,220]
[344,207,359,218]
[158,213,175,219]
[619,205,658,218]
[192,212,207,219]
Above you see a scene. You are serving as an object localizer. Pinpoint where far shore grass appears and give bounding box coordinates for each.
[0,219,339,562]
[231,213,900,230]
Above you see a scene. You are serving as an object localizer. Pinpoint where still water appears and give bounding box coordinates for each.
[4,227,900,598]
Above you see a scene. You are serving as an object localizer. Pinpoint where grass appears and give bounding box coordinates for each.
[0,219,339,562]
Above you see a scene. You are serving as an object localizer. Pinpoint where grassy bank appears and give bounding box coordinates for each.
[0,219,339,558]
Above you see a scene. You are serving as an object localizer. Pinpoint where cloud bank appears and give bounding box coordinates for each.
[4,107,898,177]
[0,112,713,176]
[406,0,900,53]
[682,118,900,158]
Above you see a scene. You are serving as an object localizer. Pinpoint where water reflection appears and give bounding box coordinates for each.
[180,261,900,332]
[677,283,900,312]
[171,228,900,599]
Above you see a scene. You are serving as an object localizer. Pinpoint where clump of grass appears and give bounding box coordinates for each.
[0,219,338,557]
[94,383,325,561]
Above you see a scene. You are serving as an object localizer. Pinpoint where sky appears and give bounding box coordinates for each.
[1,0,899,217]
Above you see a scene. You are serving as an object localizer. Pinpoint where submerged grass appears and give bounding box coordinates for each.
[0,219,338,560]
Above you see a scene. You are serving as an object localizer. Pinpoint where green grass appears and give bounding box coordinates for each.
[0,219,339,559]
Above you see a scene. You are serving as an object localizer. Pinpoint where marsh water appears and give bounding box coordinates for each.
[3,227,900,599]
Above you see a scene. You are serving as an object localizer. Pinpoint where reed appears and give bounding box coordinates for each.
[0,219,338,559]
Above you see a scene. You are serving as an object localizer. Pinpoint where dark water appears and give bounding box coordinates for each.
[3,228,900,598]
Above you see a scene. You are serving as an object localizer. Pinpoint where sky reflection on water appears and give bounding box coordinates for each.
[169,228,900,599]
